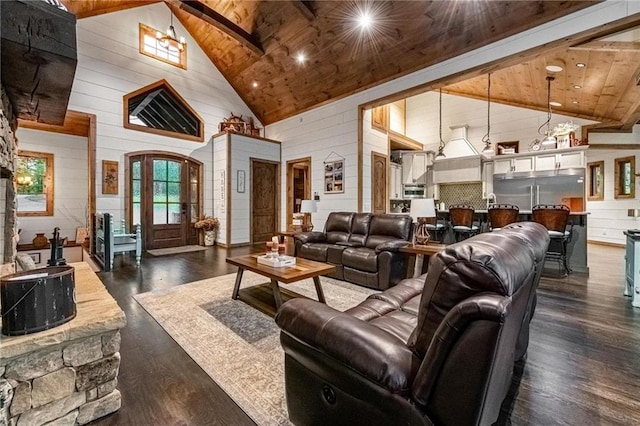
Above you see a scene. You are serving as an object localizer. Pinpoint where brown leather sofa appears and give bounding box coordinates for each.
[276,222,550,426]
[293,212,413,290]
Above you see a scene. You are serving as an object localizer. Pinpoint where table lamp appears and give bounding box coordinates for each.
[411,198,436,245]
[300,200,317,231]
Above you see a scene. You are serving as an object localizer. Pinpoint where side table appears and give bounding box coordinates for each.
[398,243,447,277]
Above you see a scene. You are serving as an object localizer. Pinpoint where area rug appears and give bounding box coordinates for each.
[134,272,376,425]
[146,245,207,256]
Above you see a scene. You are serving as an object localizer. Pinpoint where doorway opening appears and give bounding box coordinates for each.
[286,157,311,230]
[126,152,202,250]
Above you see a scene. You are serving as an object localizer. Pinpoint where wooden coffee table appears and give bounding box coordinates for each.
[226,254,336,317]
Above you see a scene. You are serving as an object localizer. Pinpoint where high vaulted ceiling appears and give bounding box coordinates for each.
[60,1,613,126]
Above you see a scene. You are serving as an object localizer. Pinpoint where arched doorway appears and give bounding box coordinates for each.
[126,151,202,249]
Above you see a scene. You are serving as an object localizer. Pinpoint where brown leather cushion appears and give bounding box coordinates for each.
[299,243,332,262]
[342,247,378,272]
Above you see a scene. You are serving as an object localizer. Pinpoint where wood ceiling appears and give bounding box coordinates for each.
[60,1,604,126]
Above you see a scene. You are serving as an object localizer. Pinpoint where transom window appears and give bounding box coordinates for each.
[139,23,186,70]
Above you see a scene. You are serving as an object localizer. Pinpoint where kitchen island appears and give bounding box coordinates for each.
[434,210,588,274]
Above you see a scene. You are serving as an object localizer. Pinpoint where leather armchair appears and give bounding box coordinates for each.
[276,223,549,426]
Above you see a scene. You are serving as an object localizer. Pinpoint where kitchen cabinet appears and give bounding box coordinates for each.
[535,150,585,171]
[493,156,534,174]
[371,106,388,132]
[402,152,427,185]
[389,163,403,200]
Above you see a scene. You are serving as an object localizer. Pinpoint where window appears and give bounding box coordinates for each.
[139,23,186,70]
[587,160,604,201]
[123,79,204,142]
[16,150,54,216]
[614,156,635,199]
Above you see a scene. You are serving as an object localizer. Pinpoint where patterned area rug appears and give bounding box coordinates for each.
[146,245,207,256]
[134,272,376,425]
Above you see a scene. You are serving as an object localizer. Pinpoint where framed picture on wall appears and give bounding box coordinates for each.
[102,160,118,194]
[237,170,245,193]
[324,159,344,193]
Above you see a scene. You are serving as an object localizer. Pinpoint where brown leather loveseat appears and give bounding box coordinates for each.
[294,212,413,290]
[276,222,550,426]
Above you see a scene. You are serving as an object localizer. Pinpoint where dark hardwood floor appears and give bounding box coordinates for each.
[91,243,640,426]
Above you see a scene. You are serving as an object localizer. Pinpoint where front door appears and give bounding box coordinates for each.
[129,153,201,249]
[252,159,279,243]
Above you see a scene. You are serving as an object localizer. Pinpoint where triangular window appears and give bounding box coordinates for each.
[123,79,204,142]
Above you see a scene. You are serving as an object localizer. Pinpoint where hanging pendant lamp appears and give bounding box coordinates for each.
[539,76,557,149]
[156,11,186,52]
[435,89,446,159]
[481,73,494,155]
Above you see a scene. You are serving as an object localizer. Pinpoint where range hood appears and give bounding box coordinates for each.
[442,125,479,158]
[433,124,482,183]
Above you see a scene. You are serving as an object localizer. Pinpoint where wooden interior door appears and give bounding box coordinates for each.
[130,154,201,249]
[372,152,388,214]
[286,157,311,229]
[251,159,279,243]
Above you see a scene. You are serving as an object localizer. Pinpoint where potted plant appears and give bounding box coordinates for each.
[194,215,220,246]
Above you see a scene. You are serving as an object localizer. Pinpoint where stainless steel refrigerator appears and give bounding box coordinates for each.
[493,169,585,211]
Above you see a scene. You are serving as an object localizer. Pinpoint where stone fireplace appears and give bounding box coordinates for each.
[0,84,18,276]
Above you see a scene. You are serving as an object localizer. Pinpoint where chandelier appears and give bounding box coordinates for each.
[15,175,33,186]
[156,12,185,52]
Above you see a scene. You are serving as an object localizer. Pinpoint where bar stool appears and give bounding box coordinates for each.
[488,204,519,231]
[449,204,479,242]
[423,216,447,243]
[532,204,572,276]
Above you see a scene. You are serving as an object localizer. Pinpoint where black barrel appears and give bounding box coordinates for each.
[1,266,76,336]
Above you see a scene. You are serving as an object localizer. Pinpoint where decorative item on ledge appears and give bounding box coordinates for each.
[194,215,220,246]
[32,233,49,249]
[219,113,261,136]
[300,200,317,232]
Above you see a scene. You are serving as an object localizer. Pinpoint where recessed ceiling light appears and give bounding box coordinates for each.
[252,81,258,88]
[546,65,563,73]
[572,100,579,104]
[358,11,374,30]
[296,52,306,64]
[549,101,562,107]
[573,84,582,89]
[576,62,586,68]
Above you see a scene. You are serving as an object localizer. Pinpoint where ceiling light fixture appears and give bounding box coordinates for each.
[572,100,579,104]
[358,11,373,30]
[549,101,562,107]
[252,81,258,88]
[296,52,306,64]
[573,84,582,89]
[576,62,586,68]
[435,89,446,159]
[539,76,557,149]
[482,73,494,155]
[545,64,563,73]
[157,12,185,52]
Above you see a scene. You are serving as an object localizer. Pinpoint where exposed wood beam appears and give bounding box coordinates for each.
[18,110,90,137]
[569,41,640,52]
[61,0,159,19]
[292,1,315,20]
[169,0,264,56]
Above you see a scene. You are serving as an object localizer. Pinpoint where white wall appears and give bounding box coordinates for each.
[69,3,258,223]
[267,2,638,232]
[586,126,640,245]
[15,129,88,244]
[405,92,594,154]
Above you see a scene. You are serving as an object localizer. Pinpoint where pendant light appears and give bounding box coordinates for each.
[481,73,494,155]
[539,76,557,149]
[435,89,446,159]
[156,11,185,52]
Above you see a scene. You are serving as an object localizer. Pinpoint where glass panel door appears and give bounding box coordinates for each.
[152,159,182,225]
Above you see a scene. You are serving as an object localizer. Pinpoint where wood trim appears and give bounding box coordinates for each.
[589,144,640,150]
[587,160,604,201]
[88,113,97,254]
[292,0,316,20]
[67,0,159,19]
[587,240,625,248]
[16,150,54,217]
[286,157,311,230]
[388,130,424,151]
[17,110,90,137]
[614,155,635,199]
[211,131,280,144]
[138,23,187,70]
[122,79,204,142]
